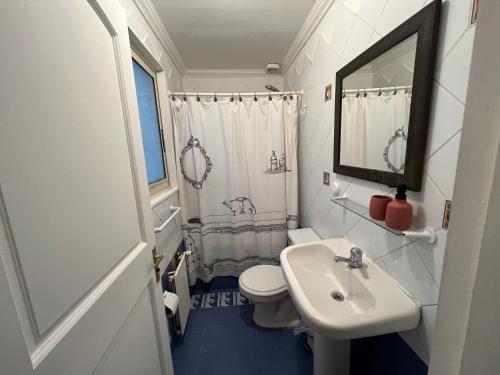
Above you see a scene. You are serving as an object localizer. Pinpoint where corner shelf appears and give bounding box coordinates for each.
[330,197,436,243]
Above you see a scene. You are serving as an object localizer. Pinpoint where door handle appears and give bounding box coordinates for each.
[152,247,164,282]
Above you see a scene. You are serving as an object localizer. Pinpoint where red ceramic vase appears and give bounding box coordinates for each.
[385,199,413,231]
[369,195,393,220]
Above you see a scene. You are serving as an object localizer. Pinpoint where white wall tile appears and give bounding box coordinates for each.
[344,218,409,260]
[313,39,343,83]
[425,82,465,158]
[309,186,336,229]
[407,175,447,230]
[304,102,335,168]
[357,0,388,30]
[342,0,364,14]
[425,131,462,199]
[328,2,357,58]
[435,26,476,103]
[435,0,475,63]
[375,0,426,37]
[412,229,448,285]
[342,17,375,64]
[316,205,360,239]
[313,129,335,174]
[377,246,439,305]
[300,100,325,142]
[317,5,338,45]
[342,177,388,206]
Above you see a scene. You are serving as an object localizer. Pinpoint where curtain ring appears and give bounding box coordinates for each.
[363,88,367,97]
[268,91,272,101]
[378,88,382,96]
[356,89,360,98]
[239,92,242,102]
[230,92,234,102]
[171,92,176,101]
[342,89,346,99]
[393,87,397,95]
[214,92,217,102]
[289,91,293,101]
[254,93,258,102]
[183,91,187,101]
[196,92,200,102]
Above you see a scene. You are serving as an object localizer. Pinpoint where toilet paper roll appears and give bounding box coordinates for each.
[163,291,179,318]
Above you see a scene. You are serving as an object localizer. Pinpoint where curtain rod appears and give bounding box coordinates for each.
[168,90,304,97]
[343,85,412,94]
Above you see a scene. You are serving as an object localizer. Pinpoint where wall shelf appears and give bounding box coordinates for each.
[330,197,436,243]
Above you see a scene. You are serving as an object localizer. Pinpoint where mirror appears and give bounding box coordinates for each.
[334,1,441,191]
[340,34,416,174]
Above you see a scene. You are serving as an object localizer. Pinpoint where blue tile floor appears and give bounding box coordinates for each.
[171,276,427,375]
[171,304,313,375]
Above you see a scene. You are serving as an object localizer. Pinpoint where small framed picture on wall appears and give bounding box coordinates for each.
[470,0,479,25]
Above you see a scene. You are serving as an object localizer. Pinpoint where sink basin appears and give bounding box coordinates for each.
[280,238,420,340]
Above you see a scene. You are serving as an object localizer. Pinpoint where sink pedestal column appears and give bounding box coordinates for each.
[314,333,350,375]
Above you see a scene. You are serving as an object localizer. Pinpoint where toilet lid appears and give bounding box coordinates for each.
[240,265,287,295]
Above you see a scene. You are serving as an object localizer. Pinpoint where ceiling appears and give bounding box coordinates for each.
[150,0,316,70]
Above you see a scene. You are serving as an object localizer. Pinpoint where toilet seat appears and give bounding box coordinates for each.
[238,228,319,328]
[239,265,287,297]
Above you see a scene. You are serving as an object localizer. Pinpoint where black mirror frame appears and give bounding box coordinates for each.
[333,0,441,191]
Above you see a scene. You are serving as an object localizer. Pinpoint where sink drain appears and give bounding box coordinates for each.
[331,291,344,302]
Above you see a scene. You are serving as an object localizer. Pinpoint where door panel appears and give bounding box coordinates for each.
[95,285,163,375]
[1,0,142,335]
[0,0,173,374]
[32,247,161,374]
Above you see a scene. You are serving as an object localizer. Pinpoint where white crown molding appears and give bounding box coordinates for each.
[184,69,280,78]
[281,0,335,74]
[131,0,187,74]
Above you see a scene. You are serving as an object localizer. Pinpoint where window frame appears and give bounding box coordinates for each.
[131,48,169,195]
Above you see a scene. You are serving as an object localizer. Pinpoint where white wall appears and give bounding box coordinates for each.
[182,72,284,93]
[284,0,476,364]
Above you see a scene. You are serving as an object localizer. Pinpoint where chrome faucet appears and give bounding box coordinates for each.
[334,247,363,268]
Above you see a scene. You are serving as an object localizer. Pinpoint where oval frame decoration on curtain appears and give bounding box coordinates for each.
[179,135,213,189]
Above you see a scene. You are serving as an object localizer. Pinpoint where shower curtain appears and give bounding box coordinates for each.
[170,95,298,284]
[340,90,411,172]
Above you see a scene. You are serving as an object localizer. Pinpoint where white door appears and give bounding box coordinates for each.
[0,1,173,374]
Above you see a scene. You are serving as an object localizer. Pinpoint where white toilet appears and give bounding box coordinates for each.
[239,228,320,328]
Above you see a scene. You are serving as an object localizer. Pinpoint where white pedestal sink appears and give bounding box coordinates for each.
[280,239,420,375]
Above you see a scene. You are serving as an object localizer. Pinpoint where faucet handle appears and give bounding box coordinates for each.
[350,247,363,259]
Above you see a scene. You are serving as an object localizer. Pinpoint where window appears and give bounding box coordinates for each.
[131,50,169,194]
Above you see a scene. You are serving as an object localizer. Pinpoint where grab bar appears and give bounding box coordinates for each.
[154,205,182,233]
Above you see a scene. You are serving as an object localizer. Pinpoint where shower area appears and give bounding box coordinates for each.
[169,89,301,285]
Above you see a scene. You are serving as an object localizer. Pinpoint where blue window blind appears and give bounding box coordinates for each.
[132,58,167,185]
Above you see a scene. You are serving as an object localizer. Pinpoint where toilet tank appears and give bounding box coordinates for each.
[287,228,320,245]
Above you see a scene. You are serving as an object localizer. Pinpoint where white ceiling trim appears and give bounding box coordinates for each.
[184,69,279,78]
[131,0,187,74]
[281,0,335,74]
